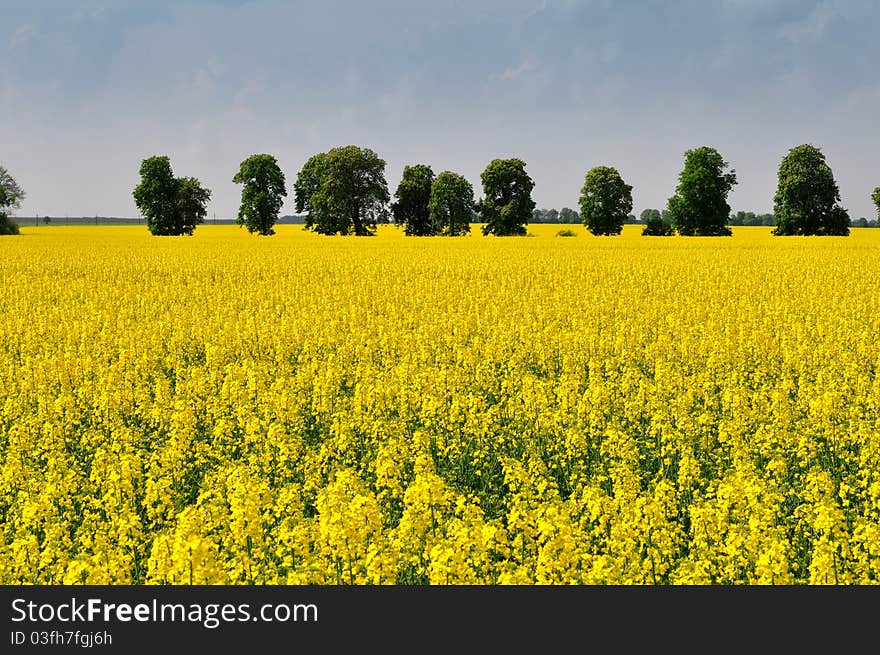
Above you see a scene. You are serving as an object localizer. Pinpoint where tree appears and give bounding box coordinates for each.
[640,208,674,236]
[392,164,435,236]
[233,154,287,236]
[559,207,580,223]
[429,171,474,236]
[640,208,660,223]
[579,166,633,236]
[477,158,535,236]
[293,153,326,217]
[133,156,179,235]
[872,187,880,222]
[854,217,869,228]
[0,164,24,235]
[176,177,212,236]
[772,145,849,236]
[297,146,390,236]
[666,147,736,236]
[133,156,211,236]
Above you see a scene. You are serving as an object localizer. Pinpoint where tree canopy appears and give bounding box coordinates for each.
[392,164,435,236]
[176,177,213,236]
[429,171,474,236]
[297,146,390,236]
[666,147,736,236]
[0,164,24,235]
[640,208,674,236]
[579,166,633,236]
[772,145,849,236]
[871,187,880,222]
[729,211,775,227]
[558,207,580,224]
[232,154,286,236]
[133,156,211,236]
[477,158,535,236]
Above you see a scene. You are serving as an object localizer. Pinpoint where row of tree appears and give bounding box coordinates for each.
[3,143,878,238]
[133,143,878,238]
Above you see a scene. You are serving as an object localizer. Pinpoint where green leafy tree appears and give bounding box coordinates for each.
[429,171,473,236]
[772,145,849,236]
[640,208,674,236]
[872,187,880,222]
[233,154,287,236]
[297,146,389,236]
[579,166,633,236]
[640,208,661,223]
[293,153,326,216]
[559,207,580,223]
[392,164,435,236]
[175,177,212,236]
[477,158,535,236]
[0,164,24,235]
[133,156,209,236]
[666,147,736,236]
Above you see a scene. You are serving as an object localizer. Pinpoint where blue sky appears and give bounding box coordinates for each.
[3,0,879,219]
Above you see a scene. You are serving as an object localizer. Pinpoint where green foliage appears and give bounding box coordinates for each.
[641,208,674,236]
[555,228,577,237]
[872,187,880,221]
[293,153,326,216]
[233,154,286,236]
[532,207,580,223]
[772,144,849,236]
[666,147,736,236]
[133,156,211,236]
[175,177,212,236]
[477,158,535,236]
[0,165,25,210]
[392,164,435,236]
[0,164,24,235]
[297,146,390,236]
[428,171,473,236]
[579,166,633,236]
[729,211,775,227]
[558,207,580,224]
[0,216,20,235]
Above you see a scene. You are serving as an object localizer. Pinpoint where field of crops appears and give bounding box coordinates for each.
[1,224,879,584]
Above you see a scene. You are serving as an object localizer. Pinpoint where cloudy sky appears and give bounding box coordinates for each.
[2,0,879,219]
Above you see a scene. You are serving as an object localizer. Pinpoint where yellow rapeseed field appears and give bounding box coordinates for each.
[1,224,879,584]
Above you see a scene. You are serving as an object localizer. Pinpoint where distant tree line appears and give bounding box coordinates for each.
[729,211,776,227]
[7,142,877,239]
[532,207,580,223]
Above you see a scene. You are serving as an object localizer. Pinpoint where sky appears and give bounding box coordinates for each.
[2,0,879,220]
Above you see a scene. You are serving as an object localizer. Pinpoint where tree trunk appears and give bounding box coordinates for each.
[353,200,364,236]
